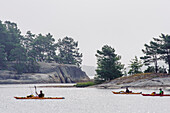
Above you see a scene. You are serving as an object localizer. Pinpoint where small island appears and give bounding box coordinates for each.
[0,20,89,84]
[96,73,170,90]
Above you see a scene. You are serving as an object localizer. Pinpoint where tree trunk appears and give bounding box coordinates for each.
[154,60,158,73]
[168,55,170,74]
[168,62,170,74]
[155,66,158,73]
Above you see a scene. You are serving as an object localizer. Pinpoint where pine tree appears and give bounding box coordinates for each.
[128,56,143,75]
[95,45,124,81]
[155,33,170,73]
[55,36,82,67]
[140,38,160,73]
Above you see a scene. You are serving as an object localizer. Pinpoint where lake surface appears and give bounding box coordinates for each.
[1,84,170,113]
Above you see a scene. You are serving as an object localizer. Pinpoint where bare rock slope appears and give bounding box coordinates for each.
[0,62,90,84]
[96,73,170,89]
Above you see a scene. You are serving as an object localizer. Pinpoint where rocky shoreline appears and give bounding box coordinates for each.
[95,73,170,90]
[0,62,90,84]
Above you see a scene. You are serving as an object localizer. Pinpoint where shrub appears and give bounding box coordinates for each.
[75,82,96,87]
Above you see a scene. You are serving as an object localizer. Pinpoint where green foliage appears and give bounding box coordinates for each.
[75,82,96,87]
[0,21,40,73]
[0,21,23,60]
[32,33,57,62]
[55,36,82,67]
[94,76,105,84]
[12,59,40,74]
[128,56,143,75]
[25,58,40,73]
[155,34,170,73]
[0,45,7,69]
[141,33,170,74]
[158,66,167,73]
[140,38,160,73]
[9,45,27,74]
[0,20,82,74]
[10,45,27,62]
[13,63,26,74]
[22,31,35,53]
[144,66,155,73]
[95,45,124,81]
[3,21,23,61]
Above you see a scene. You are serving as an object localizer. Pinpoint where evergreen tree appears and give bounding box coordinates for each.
[0,20,40,73]
[22,31,35,52]
[0,21,7,69]
[10,45,27,74]
[140,39,160,73]
[154,34,170,73]
[3,21,23,61]
[144,66,155,73]
[95,45,124,81]
[158,66,167,73]
[55,36,82,67]
[32,33,57,62]
[128,56,143,75]
[0,45,6,69]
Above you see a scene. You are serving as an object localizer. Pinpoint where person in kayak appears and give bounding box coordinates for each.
[159,88,164,95]
[36,90,45,97]
[126,87,130,93]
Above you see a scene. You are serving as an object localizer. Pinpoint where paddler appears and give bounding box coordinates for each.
[159,88,164,95]
[36,90,45,97]
[126,87,130,93]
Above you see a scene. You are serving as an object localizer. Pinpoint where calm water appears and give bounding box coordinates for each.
[1,84,170,113]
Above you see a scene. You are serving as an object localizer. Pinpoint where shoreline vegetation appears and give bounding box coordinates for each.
[37,81,97,88]
[74,81,96,87]
[38,85,75,88]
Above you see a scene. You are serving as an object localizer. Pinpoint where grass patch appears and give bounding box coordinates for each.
[75,82,96,87]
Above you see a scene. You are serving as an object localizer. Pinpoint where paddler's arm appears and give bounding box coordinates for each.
[34,86,39,96]
[36,92,38,95]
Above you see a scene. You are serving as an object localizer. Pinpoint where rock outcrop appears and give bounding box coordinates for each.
[0,62,90,84]
[96,73,170,89]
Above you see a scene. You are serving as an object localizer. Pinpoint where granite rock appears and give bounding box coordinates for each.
[0,62,90,84]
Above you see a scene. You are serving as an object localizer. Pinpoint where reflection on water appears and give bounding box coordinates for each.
[0,84,170,113]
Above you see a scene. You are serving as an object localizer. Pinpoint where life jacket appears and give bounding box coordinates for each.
[160,91,164,95]
[39,93,45,97]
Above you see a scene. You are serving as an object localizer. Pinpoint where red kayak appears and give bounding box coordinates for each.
[142,94,170,96]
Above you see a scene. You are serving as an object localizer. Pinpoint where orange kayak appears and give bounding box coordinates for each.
[112,91,142,94]
[14,96,65,99]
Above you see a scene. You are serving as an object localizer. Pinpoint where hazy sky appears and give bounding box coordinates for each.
[1,0,170,67]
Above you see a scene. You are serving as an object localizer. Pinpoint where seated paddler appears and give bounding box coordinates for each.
[36,90,45,97]
[126,87,130,93]
[159,88,164,95]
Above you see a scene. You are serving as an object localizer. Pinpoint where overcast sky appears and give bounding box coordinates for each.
[1,0,170,67]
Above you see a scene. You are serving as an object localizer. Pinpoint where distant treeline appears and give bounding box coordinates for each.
[0,20,82,73]
[1,20,170,81]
